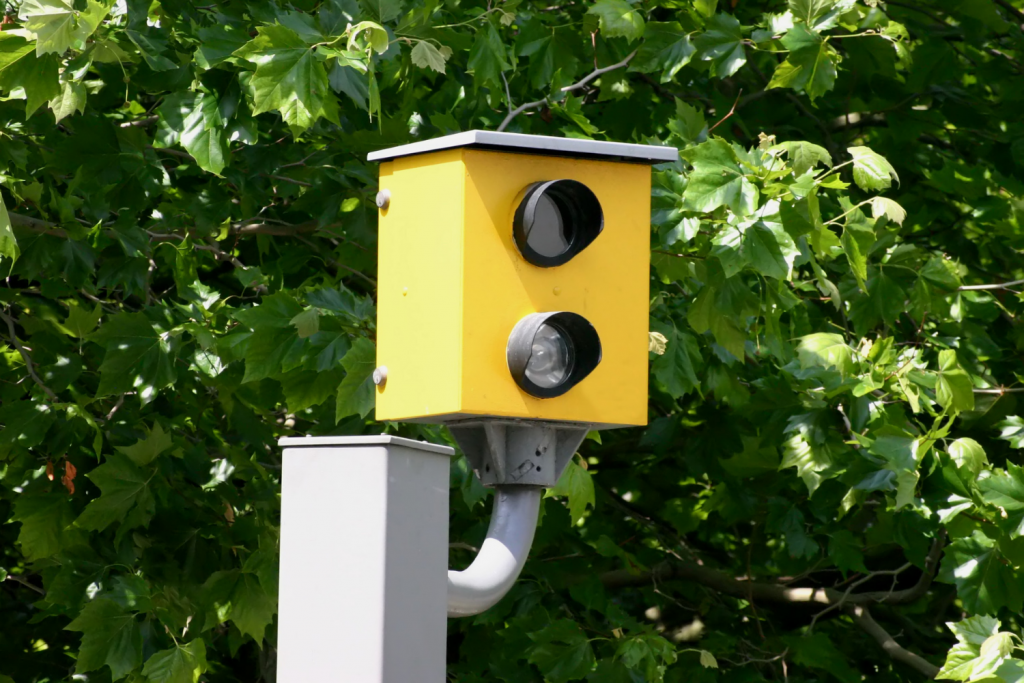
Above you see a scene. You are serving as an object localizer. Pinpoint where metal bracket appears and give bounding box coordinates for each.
[448,419,591,488]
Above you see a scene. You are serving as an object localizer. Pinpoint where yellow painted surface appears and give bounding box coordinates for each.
[375,148,651,427]
[375,150,465,420]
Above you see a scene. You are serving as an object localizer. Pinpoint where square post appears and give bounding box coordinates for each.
[277,435,454,682]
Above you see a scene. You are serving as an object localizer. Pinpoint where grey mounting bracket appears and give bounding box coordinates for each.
[447,419,591,488]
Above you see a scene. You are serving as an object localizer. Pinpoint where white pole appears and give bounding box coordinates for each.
[277,435,454,683]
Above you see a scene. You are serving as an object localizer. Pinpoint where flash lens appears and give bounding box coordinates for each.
[525,323,573,388]
[525,194,573,258]
[513,180,602,267]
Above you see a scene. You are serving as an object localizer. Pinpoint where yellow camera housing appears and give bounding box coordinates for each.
[370,131,676,427]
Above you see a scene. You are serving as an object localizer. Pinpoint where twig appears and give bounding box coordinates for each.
[496,50,638,132]
[120,116,159,128]
[808,563,911,631]
[0,308,59,402]
[449,542,480,553]
[708,89,744,133]
[262,173,313,188]
[106,395,125,421]
[959,279,1024,291]
[5,574,45,595]
[149,146,194,161]
[973,388,1024,394]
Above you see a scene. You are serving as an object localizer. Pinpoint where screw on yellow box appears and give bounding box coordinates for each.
[367,131,678,428]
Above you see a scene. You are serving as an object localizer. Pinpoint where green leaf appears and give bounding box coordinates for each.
[142,640,208,683]
[235,24,333,134]
[828,530,867,574]
[949,438,987,477]
[773,140,832,176]
[280,368,346,412]
[939,532,1022,614]
[126,28,179,71]
[681,139,758,216]
[936,350,975,413]
[742,222,792,279]
[979,462,1024,536]
[796,333,855,377]
[0,190,16,269]
[289,308,320,338]
[787,632,861,683]
[694,13,746,78]
[12,492,73,560]
[687,286,747,360]
[0,50,61,117]
[519,29,580,89]
[997,417,1024,449]
[528,619,596,683]
[788,0,835,26]
[49,74,87,122]
[57,302,103,338]
[180,91,228,175]
[467,23,510,89]
[938,616,1016,682]
[116,423,173,466]
[781,413,834,495]
[19,0,108,56]
[870,197,906,225]
[848,146,899,191]
[921,256,962,292]
[89,313,177,404]
[335,337,376,421]
[227,573,276,643]
[234,292,305,329]
[411,40,447,73]
[587,0,645,42]
[547,458,595,524]
[632,22,694,82]
[652,324,702,398]
[848,270,905,333]
[780,193,822,238]
[75,453,155,533]
[0,401,55,451]
[66,599,143,681]
[667,98,707,144]
[767,24,837,100]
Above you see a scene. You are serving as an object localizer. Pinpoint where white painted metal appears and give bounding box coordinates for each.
[367,130,679,164]
[277,435,453,683]
[447,487,543,617]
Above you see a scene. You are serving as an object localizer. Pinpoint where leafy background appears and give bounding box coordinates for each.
[2,0,1024,681]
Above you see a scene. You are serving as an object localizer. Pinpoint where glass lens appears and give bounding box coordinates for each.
[525,194,571,257]
[525,323,573,389]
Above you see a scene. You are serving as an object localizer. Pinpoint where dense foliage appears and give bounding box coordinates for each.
[2,0,1024,681]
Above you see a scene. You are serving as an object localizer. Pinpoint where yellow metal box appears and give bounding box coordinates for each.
[369,131,676,427]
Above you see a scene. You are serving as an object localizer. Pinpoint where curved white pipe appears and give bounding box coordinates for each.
[447,487,542,617]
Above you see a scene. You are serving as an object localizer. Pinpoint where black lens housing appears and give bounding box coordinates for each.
[512,180,603,267]
[507,312,602,398]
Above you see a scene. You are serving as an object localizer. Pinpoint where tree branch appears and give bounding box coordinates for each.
[993,0,1024,24]
[0,308,59,402]
[496,50,637,132]
[845,604,940,678]
[959,279,1024,290]
[601,535,945,675]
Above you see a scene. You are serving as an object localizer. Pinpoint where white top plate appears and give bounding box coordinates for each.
[367,130,678,164]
